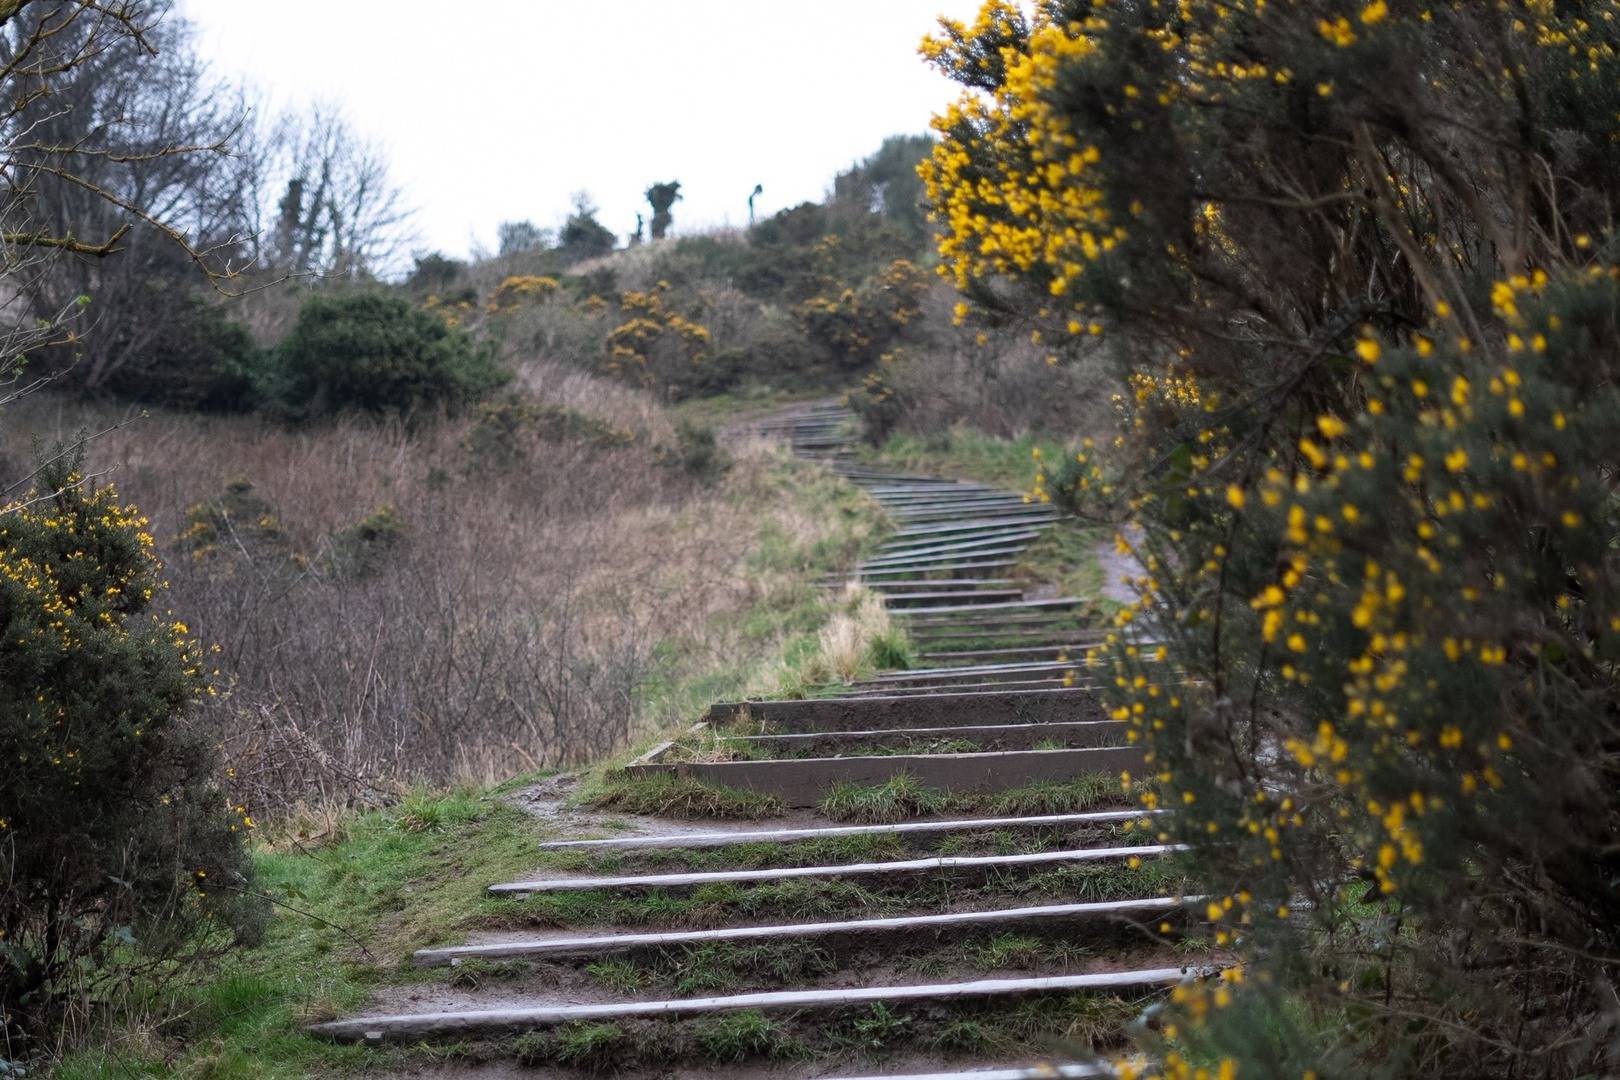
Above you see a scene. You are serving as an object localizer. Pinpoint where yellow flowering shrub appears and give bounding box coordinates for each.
[796,257,930,370]
[489,274,561,311]
[602,282,713,398]
[924,1,1620,1074]
[0,465,263,1040]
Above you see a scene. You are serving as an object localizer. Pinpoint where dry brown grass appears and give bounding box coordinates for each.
[816,585,893,683]
[0,375,869,814]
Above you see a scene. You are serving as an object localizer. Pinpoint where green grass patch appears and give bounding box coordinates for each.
[868,428,1065,492]
[577,770,786,819]
[819,773,1126,823]
[51,787,556,1078]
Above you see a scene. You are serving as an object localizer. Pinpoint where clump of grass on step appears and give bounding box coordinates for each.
[865,625,915,670]
[445,956,529,989]
[820,772,948,823]
[981,775,1121,816]
[691,1009,801,1062]
[553,1021,629,1068]
[818,772,1125,823]
[581,772,784,819]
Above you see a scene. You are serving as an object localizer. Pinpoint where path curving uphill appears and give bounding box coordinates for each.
[309,401,1214,1078]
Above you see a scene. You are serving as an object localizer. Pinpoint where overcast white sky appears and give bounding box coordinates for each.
[184,1,982,261]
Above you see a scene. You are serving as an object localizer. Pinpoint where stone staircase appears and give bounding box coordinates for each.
[307,401,1212,1077]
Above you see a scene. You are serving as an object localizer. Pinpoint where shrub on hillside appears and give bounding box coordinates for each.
[266,292,507,418]
[0,465,264,1047]
[602,283,715,399]
[796,258,929,370]
[95,293,261,412]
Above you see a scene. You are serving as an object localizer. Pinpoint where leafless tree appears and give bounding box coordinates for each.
[260,103,414,279]
[0,0,255,506]
[0,2,260,396]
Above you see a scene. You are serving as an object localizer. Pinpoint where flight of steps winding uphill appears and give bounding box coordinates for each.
[308,400,1215,1078]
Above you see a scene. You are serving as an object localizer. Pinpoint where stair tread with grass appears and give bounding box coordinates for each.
[720,719,1125,755]
[308,967,1205,1043]
[487,843,1177,894]
[537,809,1158,851]
[412,895,1196,966]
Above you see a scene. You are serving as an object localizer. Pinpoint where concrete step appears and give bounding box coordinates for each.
[414,895,1192,966]
[488,843,1175,895]
[920,645,1104,661]
[308,967,1203,1042]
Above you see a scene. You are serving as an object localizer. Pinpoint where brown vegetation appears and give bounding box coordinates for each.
[2,368,872,816]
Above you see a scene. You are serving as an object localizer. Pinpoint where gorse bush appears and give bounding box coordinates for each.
[603,282,713,399]
[267,292,507,417]
[796,258,930,370]
[0,465,263,1048]
[925,1,1620,1077]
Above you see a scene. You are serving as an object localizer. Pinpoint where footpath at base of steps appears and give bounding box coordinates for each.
[308,400,1210,1078]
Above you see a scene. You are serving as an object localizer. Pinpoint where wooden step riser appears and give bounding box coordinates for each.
[883,591,1029,606]
[620,746,1142,808]
[835,678,1079,698]
[723,720,1126,757]
[709,688,1108,733]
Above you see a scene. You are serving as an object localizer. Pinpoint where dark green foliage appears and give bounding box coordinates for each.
[645,181,681,240]
[96,292,261,412]
[0,463,264,1047]
[266,292,506,418]
[558,198,616,263]
[796,258,930,370]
